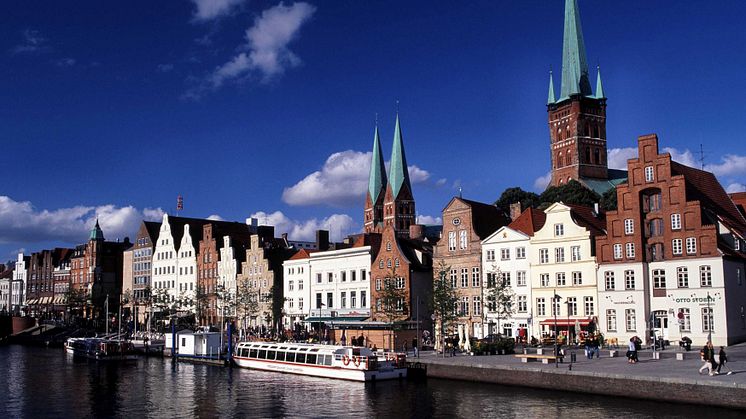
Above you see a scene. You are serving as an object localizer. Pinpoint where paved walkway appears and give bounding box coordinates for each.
[412,342,746,388]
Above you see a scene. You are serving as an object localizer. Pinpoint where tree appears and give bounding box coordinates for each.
[600,185,619,211]
[235,278,259,336]
[64,282,88,323]
[539,179,601,208]
[494,187,540,217]
[430,260,460,357]
[376,266,408,351]
[194,284,210,326]
[484,266,516,336]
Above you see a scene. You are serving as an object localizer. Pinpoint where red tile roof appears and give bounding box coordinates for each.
[289,248,316,260]
[508,207,546,236]
[566,204,606,236]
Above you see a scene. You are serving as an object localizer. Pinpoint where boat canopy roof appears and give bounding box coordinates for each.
[235,342,374,356]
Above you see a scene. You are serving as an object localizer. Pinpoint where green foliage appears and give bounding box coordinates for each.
[494,187,541,217]
[600,186,618,211]
[431,261,460,355]
[235,278,259,325]
[485,267,516,331]
[539,179,600,208]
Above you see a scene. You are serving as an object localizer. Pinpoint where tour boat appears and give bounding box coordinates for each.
[233,342,407,381]
[68,337,138,361]
[64,337,86,354]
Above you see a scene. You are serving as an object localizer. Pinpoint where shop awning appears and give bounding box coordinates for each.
[539,319,592,327]
[26,298,37,305]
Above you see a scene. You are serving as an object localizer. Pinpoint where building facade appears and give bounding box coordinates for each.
[283,249,314,330]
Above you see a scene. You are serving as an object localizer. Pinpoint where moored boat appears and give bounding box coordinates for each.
[69,337,138,361]
[233,342,407,381]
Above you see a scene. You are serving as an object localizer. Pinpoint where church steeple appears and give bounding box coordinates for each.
[595,65,605,98]
[547,70,556,104]
[559,0,593,100]
[89,219,105,241]
[383,112,416,238]
[364,123,388,233]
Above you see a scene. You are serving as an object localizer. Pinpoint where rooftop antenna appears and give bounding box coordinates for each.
[458,186,463,199]
[176,195,183,215]
[699,143,705,170]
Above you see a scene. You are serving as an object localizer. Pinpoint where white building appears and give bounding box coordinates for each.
[12,253,28,314]
[152,214,200,313]
[0,270,10,312]
[307,245,372,329]
[480,207,545,340]
[217,235,240,318]
[283,249,313,330]
[530,203,604,343]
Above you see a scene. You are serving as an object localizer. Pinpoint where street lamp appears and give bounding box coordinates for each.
[553,289,561,368]
[318,302,325,343]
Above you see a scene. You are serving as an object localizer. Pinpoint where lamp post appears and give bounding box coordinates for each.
[707,291,712,343]
[318,302,325,343]
[553,289,561,368]
[416,295,420,358]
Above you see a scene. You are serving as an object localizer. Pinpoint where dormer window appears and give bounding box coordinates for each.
[554,223,564,236]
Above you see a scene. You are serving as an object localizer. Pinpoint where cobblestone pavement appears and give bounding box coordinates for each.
[412,342,746,388]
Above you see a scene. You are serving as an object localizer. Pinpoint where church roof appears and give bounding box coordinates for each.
[595,66,605,98]
[559,0,593,100]
[547,71,556,104]
[579,169,628,195]
[388,114,411,199]
[368,125,387,204]
[89,220,105,241]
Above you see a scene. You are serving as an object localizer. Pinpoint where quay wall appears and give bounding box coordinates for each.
[421,361,746,410]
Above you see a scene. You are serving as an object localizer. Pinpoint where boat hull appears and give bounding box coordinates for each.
[233,356,406,381]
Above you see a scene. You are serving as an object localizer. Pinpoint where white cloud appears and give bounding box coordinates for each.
[11,29,48,54]
[607,147,637,170]
[662,147,698,168]
[157,63,174,73]
[282,150,433,207]
[207,214,225,221]
[533,171,551,191]
[249,210,357,242]
[0,196,164,246]
[435,178,447,187]
[706,154,746,178]
[726,183,746,194]
[207,2,316,88]
[417,215,442,225]
[54,58,76,67]
[191,0,245,21]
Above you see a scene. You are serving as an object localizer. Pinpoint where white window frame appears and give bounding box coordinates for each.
[644,166,654,182]
[671,213,681,230]
[672,239,683,255]
[554,223,564,236]
[613,244,622,260]
[686,237,697,254]
[604,271,615,290]
[624,219,634,235]
[625,243,635,259]
[700,265,712,287]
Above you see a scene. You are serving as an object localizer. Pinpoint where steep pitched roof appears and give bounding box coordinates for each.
[166,216,252,251]
[289,248,316,260]
[671,162,746,235]
[368,125,387,204]
[144,221,161,243]
[559,0,593,99]
[508,207,547,236]
[566,204,606,236]
[388,114,411,199]
[396,236,433,271]
[458,198,510,240]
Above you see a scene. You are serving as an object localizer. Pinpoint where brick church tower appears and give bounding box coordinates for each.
[547,0,608,187]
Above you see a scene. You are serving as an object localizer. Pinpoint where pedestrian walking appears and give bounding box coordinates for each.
[717,346,729,375]
[706,341,719,375]
[412,338,418,357]
[698,345,711,375]
[627,337,637,364]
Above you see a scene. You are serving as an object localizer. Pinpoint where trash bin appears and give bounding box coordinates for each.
[570,352,577,363]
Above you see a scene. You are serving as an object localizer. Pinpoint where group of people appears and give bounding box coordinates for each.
[626,336,642,363]
[699,341,728,376]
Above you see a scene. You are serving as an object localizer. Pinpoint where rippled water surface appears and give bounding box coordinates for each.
[0,345,741,418]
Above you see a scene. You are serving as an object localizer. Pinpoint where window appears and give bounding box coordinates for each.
[387,259,392,268]
[649,243,664,261]
[702,307,714,332]
[299,280,304,290]
[572,271,582,286]
[700,265,712,287]
[556,272,566,286]
[624,219,634,235]
[625,243,635,259]
[386,241,392,251]
[375,279,382,291]
[461,268,468,288]
[555,247,565,263]
[350,292,356,308]
[448,232,456,251]
[361,291,367,307]
[500,248,510,260]
[486,250,495,261]
[460,296,469,315]
[566,297,577,316]
[327,273,333,283]
[537,298,546,316]
[395,277,405,289]
[686,237,697,254]
[326,293,333,308]
[316,293,322,309]
[625,309,636,332]
[379,260,384,269]
[540,249,549,264]
[642,191,662,213]
[677,267,689,288]
[516,247,526,259]
[653,269,666,289]
[604,271,615,290]
[341,271,346,282]
[289,281,294,291]
[671,213,681,230]
[644,166,654,182]
[672,239,683,255]
[679,308,691,332]
[351,270,356,281]
[341,292,347,308]
[459,230,468,250]
[517,271,527,286]
[625,270,635,290]
[501,271,511,286]
[552,297,561,316]
[450,269,457,288]
[540,273,550,287]
[299,298,304,310]
[571,246,581,261]
[584,296,594,316]
[472,267,480,287]
[395,258,400,268]
[606,309,617,332]
[517,295,527,312]
[647,219,663,237]
[473,296,482,316]
[554,223,564,236]
[613,244,622,260]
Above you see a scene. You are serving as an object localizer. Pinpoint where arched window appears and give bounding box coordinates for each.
[557,151,563,167]
[566,151,572,166]
[594,148,600,164]
[585,147,591,163]
[557,128,562,141]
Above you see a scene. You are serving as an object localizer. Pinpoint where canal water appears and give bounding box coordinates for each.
[0,345,740,418]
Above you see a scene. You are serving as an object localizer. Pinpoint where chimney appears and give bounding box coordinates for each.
[510,202,522,221]
[409,224,424,240]
[316,230,330,251]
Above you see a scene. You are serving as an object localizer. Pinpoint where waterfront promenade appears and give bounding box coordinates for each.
[414,343,746,410]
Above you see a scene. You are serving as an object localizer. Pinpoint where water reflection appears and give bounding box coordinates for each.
[0,345,742,418]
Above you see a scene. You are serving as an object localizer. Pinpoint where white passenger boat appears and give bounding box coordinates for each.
[233,342,407,381]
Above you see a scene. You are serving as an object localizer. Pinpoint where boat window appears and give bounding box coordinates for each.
[257,350,267,359]
[324,355,332,366]
[317,355,326,365]
[306,354,317,364]
[310,348,319,352]
[296,353,306,363]
[249,349,258,358]
[286,352,296,363]
[276,351,286,362]
[300,348,308,351]
[267,350,276,360]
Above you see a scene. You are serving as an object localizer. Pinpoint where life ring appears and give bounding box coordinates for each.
[342,355,351,366]
[352,357,361,367]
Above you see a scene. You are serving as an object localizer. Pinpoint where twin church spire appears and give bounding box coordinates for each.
[364,113,415,238]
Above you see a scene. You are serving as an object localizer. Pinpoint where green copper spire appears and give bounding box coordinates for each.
[547,70,556,104]
[388,113,411,199]
[89,219,105,241]
[595,65,605,98]
[368,124,387,204]
[559,0,593,100]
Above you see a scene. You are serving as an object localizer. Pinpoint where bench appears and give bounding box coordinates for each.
[515,354,564,364]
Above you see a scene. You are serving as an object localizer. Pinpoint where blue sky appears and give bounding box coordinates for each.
[2,0,746,260]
